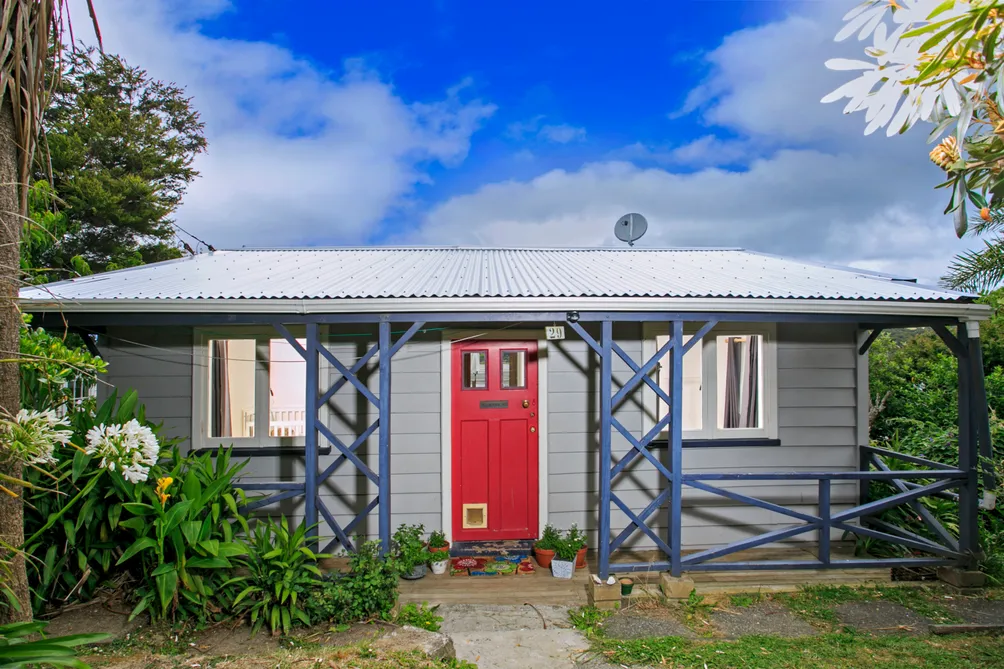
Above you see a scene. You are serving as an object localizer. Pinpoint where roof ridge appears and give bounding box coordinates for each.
[214,246,748,253]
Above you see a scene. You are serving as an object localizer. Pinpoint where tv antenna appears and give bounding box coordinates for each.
[614,213,648,246]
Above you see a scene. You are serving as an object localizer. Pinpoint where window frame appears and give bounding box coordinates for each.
[192,327,318,451]
[641,322,778,442]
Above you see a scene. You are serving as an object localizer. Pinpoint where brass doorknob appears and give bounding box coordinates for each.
[522,399,530,408]
[530,426,536,433]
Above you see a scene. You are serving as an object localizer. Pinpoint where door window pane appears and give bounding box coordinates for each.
[500,350,527,389]
[657,335,702,431]
[462,351,487,389]
[717,335,761,429]
[269,338,306,437]
[209,339,256,438]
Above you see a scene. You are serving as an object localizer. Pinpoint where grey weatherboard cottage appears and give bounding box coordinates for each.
[19,247,997,580]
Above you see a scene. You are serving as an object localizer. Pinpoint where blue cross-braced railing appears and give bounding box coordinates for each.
[567,318,718,580]
[237,319,425,554]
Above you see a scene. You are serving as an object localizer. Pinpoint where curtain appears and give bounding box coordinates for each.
[722,337,742,428]
[211,340,232,437]
[741,335,760,428]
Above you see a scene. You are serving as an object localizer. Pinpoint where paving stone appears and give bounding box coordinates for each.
[711,601,817,639]
[439,604,572,633]
[944,598,1004,624]
[600,610,694,640]
[371,625,455,661]
[834,601,931,634]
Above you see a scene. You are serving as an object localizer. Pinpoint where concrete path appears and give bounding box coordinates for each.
[439,604,594,669]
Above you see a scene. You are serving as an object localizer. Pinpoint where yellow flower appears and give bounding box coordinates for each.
[929,136,961,171]
[155,477,173,505]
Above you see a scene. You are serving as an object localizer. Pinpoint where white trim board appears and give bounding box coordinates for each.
[439,328,549,543]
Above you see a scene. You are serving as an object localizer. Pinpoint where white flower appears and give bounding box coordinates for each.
[1,409,73,466]
[84,419,160,483]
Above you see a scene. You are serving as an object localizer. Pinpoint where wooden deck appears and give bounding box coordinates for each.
[396,546,893,606]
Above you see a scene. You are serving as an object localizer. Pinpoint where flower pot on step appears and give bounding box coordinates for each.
[575,546,587,569]
[551,558,575,579]
[430,560,448,575]
[401,564,427,580]
[534,547,555,568]
[429,542,450,554]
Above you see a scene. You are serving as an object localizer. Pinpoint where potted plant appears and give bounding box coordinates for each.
[394,523,430,580]
[566,524,588,569]
[550,538,577,579]
[428,530,450,554]
[534,523,560,568]
[429,551,450,575]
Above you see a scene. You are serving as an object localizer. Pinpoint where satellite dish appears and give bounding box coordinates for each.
[614,213,648,246]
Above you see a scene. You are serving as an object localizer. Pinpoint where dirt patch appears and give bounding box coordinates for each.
[44,600,140,642]
[600,610,694,640]
[711,601,818,639]
[943,598,1004,624]
[834,601,931,634]
[187,623,280,657]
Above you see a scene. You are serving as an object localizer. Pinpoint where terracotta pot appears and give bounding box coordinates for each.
[575,546,588,569]
[429,543,450,554]
[534,546,555,568]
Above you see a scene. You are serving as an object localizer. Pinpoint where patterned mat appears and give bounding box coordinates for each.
[449,554,536,577]
[451,540,536,556]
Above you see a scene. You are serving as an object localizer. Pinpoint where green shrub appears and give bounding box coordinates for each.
[305,541,401,624]
[21,390,175,614]
[395,602,442,631]
[392,524,429,574]
[0,620,109,668]
[116,448,248,624]
[428,530,448,549]
[229,517,326,636]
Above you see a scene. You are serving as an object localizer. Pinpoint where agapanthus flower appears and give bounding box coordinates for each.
[1,409,73,466]
[85,419,160,483]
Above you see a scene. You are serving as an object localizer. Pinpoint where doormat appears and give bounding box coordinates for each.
[450,554,533,577]
[451,540,536,556]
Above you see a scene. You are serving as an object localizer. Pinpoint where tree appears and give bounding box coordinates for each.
[0,0,100,623]
[38,48,206,275]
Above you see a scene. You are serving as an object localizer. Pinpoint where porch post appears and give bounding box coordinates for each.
[378,320,392,551]
[669,320,683,577]
[966,321,997,504]
[304,323,319,541]
[956,322,979,562]
[598,320,613,580]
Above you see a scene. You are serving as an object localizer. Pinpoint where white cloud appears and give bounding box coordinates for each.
[507,115,586,144]
[70,0,495,247]
[414,1,982,284]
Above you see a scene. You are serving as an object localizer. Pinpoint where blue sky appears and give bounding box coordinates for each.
[85,0,982,283]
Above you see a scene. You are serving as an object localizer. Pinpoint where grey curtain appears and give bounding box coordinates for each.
[211,340,232,437]
[722,337,742,428]
[741,335,760,428]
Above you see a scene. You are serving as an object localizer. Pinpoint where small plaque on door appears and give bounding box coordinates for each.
[480,400,508,409]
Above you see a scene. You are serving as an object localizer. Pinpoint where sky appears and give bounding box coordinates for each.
[71,0,985,284]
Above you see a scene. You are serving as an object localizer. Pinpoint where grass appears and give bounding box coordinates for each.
[729,591,767,608]
[678,590,718,637]
[590,632,1004,668]
[773,585,962,626]
[568,605,612,637]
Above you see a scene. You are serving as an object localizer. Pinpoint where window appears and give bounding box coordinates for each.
[500,350,527,389]
[197,331,308,447]
[647,325,776,440]
[462,350,487,389]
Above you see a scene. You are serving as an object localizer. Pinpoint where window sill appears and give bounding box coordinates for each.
[191,446,333,457]
[647,438,782,449]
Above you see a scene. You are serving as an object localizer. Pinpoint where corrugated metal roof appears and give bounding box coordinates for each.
[17,247,971,303]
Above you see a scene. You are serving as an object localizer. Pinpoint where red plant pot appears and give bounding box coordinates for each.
[534,547,555,569]
[429,542,450,554]
[575,546,588,569]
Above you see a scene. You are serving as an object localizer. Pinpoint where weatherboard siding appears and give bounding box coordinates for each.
[96,321,860,552]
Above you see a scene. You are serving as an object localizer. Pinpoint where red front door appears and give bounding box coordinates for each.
[452,340,539,541]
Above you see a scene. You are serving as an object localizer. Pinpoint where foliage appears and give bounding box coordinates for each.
[21,390,167,614]
[304,541,402,625]
[429,551,450,564]
[944,201,1004,290]
[392,524,429,573]
[114,448,248,624]
[19,315,106,415]
[37,47,207,275]
[394,602,442,632]
[20,181,90,285]
[229,517,325,636]
[775,584,959,626]
[825,1,1004,237]
[0,620,108,668]
[427,530,448,549]
[568,605,611,637]
[728,592,766,608]
[535,523,560,550]
[565,524,587,551]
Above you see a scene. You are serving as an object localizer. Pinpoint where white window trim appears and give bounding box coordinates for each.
[192,326,323,451]
[439,329,549,544]
[641,322,778,441]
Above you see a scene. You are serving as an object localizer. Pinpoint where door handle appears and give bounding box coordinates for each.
[530,426,536,433]
[522,399,530,408]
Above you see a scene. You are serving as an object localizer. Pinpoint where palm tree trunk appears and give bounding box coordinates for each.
[0,94,29,624]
